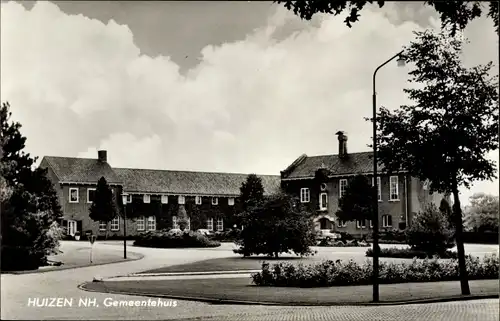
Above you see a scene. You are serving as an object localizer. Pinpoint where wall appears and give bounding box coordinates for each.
[282,173,410,236]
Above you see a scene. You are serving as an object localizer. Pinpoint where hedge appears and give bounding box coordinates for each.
[134,230,221,248]
[318,238,370,247]
[252,254,498,287]
[462,231,499,244]
[365,247,458,259]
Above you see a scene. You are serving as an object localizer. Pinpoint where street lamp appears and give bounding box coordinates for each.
[121,192,128,259]
[372,50,405,302]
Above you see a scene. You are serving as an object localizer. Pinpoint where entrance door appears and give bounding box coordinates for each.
[67,220,77,236]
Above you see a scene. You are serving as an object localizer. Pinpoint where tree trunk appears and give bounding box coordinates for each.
[105,222,109,240]
[452,189,471,295]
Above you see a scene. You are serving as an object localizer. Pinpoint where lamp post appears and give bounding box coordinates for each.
[121,192,128,259]
[372,50,405,302]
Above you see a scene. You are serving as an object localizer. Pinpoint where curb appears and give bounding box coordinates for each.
[2,253,144,275]
[77,281,499,307]
[125,270,261,278]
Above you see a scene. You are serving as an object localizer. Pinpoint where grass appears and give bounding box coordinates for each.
[82,278,498,305]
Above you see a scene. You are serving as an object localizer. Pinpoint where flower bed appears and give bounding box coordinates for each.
[252,254,498,287]
[134,230,221,248]
[365,247,458,259]
[318,238,370,247]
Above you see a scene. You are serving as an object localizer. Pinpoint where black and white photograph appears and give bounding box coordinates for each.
[1,1,499,320]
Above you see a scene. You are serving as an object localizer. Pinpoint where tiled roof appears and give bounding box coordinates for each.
[42,156,122,184]
[282,152,388,179]
[114,168,281,196]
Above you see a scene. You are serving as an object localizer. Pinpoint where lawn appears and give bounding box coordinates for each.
[83,278,499,305]
[141,253,412,274]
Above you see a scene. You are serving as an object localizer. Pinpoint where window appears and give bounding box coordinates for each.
[99,221,107,231]
[300,188,310,203]
[147,216,156,231]
[356,219,366,229]
[195,196,202,205]
[178,195,185,204]
[320,183,327,191]
[372,177,382,201]
[389,176,399,200]
[161,195,168,204]
[369,220,373,228]
[172,216,179,229]
[207,218,214,231]
[87,188,96,203]
[136,217,145,231]
[69,188,79,203]
[339,179,348,198]
[212,197,218,205]
[126,194,132,203]
[337,220,347,227]
[228,197,235,206]
[382,215,392,228]
[319,193,328,210]
[423,179,430,190]
[216,218,224,232]
[143,194,151,203]
[110,216,120,231]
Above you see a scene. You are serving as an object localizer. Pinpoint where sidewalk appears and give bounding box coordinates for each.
[82,272,499,306]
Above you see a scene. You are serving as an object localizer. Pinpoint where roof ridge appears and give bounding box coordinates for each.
[113,167,280,177]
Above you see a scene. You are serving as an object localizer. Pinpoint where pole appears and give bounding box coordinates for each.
[371,50,403,303]
[90,244,93,263]
[123,204,127,259]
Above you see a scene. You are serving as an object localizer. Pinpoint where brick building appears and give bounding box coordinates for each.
[39,150,280,237]
[280,131,446,237]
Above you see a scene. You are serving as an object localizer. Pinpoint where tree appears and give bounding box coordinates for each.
[239,174,265,211]
[464,193,499,232]
[439,197,454,229]
[177,205,190,231]
[1,102,63,270]
[405,203,455,255]
[235,191,316,258]
[371,30,498,295]
[89,176,117,239]
[336,175,374,238]
[276,1,499,36]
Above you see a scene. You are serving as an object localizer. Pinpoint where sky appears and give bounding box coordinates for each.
[1,1,498,205]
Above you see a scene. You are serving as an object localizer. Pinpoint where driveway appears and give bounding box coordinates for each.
[1,241,498,320]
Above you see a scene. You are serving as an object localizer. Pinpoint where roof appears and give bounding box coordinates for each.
[114,168,281,196]
[281,152,390,180]
[42,156,122,185]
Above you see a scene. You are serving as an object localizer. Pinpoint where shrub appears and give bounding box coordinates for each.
[134,229,221,248]
[365,247,458,259]
[212,229,241,242]
[462,231,499,244]
[318,239,371,247]
[252,253,498,287]
[405,203,455,254]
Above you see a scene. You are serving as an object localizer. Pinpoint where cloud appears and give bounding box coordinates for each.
[1,1,497,204]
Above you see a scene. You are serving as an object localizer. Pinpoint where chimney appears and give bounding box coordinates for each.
[336,131,347,158]
[98,150,107,162]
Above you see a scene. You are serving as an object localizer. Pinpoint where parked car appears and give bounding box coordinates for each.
[319,230,341,240]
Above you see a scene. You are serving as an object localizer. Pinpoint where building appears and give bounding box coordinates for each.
[280,131,445,237]
[40,150,280,237]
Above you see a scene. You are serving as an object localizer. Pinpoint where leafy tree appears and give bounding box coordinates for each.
[464,193,499,232]
[371,30,498,295]
[177,205,190,231]
[276,1,499,36]
[1,102,63,270]
[239,174,265,211]
[405,203,455,255]
[439,197,454,229]
[336,175,374,237]
[89,176,117,239]
[235,191,316,258]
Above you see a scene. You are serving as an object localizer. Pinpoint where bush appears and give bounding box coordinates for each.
[405,203,455,254]
[212,229,241,242]
[133,229,220,248]
[365,247,457,259]
[318,238,370,247]
[252,253,498,287]
[462,231,499,244]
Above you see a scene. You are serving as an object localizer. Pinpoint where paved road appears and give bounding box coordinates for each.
[1,241,498,320]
